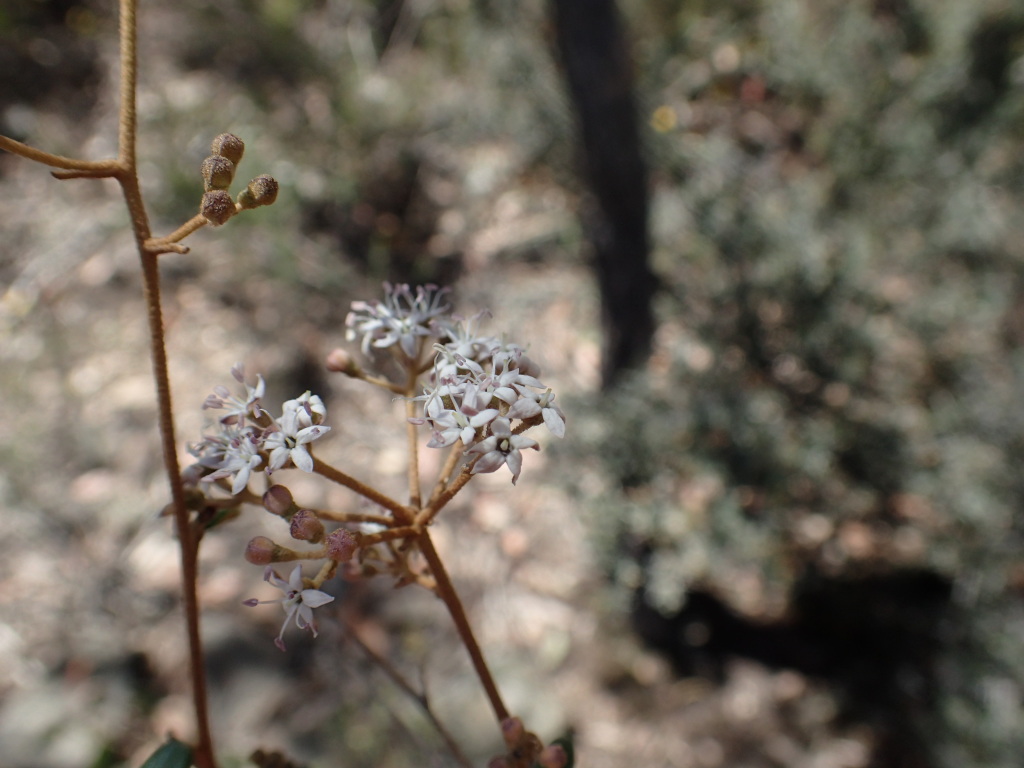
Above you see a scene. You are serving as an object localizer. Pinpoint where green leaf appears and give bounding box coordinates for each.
[139,737,193,768]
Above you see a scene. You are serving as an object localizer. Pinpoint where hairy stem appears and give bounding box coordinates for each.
[117,1,215,764]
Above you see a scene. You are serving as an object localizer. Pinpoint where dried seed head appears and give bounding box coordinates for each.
[211,133,245,165]
[237,174,279,209]
[200,189,236,226]
[290,509,326,543]
[201,154,236,191]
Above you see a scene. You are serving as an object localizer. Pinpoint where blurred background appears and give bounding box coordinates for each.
[2,0,1024,766]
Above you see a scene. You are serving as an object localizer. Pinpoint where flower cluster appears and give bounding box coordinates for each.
[345,282,451,358]
[416,334,565,484]
[190,366,331,495]
[346,283,566,485]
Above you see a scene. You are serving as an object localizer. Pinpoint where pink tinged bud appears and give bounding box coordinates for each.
[201,189,236,226]
[245,536,278,565]
[500,717,525,750]
[210,132,245,165]
[263,485,294,516]
[201,154,236,191]
[325,528,358,562]
[325,347,360,376]
[242,598,259,607]
[290,509,325,543]
[237,174,279,209]
[538,745,568,768]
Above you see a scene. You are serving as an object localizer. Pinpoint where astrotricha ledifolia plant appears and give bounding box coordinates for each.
[0,2,571,768]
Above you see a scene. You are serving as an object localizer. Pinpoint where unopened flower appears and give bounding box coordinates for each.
[244,566,335,651]
[465,418,539,484]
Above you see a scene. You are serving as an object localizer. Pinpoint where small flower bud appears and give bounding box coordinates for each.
[500,717,525,750]
[200,189,236,226]
[538,745,568,768]
[325,528,358,562]
[201,154,236,191]
[211,133,245,165]
[325,347,361,376]
[290,509,325,543]
[263,485,295,516]
[245,536,279,565]
[237,174,279,209]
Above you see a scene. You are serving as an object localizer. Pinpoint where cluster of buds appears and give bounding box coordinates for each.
[199,133,279,226]
[488,717,570,768]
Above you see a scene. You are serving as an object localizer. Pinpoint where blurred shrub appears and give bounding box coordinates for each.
[583,1,1024,765]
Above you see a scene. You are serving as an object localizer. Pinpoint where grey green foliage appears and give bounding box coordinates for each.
[585,1,1024,765]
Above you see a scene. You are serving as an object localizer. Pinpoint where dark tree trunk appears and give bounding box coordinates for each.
[550,0,656,386]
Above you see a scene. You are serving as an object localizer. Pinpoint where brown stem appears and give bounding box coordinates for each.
[416,530,509,724]
[312,456,413,523]
[418,467,474,526]
[115,1,215,764]
[146,213,209,253]
[0,134,120,172]
[405,374,422,510]
[311,508,395,526]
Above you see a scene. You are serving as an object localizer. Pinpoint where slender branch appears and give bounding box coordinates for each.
[405,370,422,510]
[418,467,474,526]
[427,444,465,506]
[312,456,414,523]
[115,1,214,764]
[311,508,396,526]
[0,134,120,172]
[416,530,509,724]
[346,622,474,768]
[359,525,422,546]
[146,213,209,253]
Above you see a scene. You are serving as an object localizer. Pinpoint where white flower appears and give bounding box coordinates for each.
[198,426,264,495]
[244,566,335,651]
[265,393,331,473]
[465,418,539,485]
[202,364,266,424]
[504,388,566,438]
[346,283,451,358]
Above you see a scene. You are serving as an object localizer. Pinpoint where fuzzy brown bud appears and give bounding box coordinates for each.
[263,485,295,516]
[201,154,236,191]
[237,174,279,209]
[538,745,568,768]
[290,509,325,543]
[200,189,236,226]
[500,718,525,750]
[325,528,358,562]
[211,133,245,165]
[245,536,279,565]
[325,347,361,377]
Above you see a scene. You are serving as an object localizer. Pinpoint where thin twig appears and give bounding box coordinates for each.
[346,622,474,768]
[312,456,414,523]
